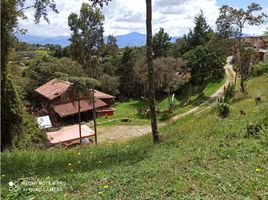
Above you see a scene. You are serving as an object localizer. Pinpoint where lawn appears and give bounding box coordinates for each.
[94,99,150,126]
[1,74,267,199]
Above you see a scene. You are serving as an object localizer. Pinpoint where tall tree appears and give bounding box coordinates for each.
[105,35,118,56]
[186,11,213,50]
[183,45,226,87]
[117,47,140,97]
[152,27,171,58]
[216,3,267,92]
[68,3,104,78]
[1,0,57,150]
[146,0,160,143]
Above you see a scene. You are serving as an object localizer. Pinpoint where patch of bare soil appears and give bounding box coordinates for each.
[97,125,152,143]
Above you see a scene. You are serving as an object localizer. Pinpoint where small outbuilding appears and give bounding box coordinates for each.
[46,124,95,145]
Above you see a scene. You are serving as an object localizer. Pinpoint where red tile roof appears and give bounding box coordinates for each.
[94,90,115,99]
[35,79,115,100]
[35,79,71,100]
[52,98,107,118]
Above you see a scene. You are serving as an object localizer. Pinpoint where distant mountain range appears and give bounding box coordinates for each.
[16,32,256,48]
[16,32,179,48]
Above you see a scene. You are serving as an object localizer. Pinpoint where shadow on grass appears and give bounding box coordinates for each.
[126,99,149,109]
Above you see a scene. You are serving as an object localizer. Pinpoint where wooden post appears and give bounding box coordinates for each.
[77,93,82,145]
[92,87,97,144]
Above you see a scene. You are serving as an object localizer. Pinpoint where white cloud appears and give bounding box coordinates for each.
[18,0,267,37]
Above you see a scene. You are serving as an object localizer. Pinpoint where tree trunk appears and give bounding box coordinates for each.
[238,28,245,93]
[92,87,97,144]
[234,71,237,86]
[146,0,160,143]
[240,69,245,92]
[77,95,82,144]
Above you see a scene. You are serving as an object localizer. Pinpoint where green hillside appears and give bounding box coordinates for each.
[1,74,268,199]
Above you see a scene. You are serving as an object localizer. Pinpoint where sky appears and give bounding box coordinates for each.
[19,0,268,38]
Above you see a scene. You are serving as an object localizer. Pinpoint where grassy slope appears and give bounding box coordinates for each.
[1,74,268,199]
[157,77,226,115]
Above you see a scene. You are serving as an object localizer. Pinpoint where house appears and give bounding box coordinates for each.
[34,79,116,125]
[244,36,267,61]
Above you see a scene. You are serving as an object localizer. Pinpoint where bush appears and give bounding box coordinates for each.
[217,103,230,118]
[245,122,266,138]
[12,112,47,150]
[159,112,173,121]
[218,83,235,104]
[251,61,268,77]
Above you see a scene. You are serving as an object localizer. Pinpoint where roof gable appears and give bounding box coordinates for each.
[35,79,71,100]
[35,79,115,101]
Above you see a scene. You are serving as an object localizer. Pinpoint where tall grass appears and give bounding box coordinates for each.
[1,75,268,199]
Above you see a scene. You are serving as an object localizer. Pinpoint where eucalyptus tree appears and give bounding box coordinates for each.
[216,3,267,92]
[57,73,100,144]
[145,0,160,142]
[68,3,104,78]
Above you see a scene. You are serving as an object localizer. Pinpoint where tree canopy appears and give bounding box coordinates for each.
[152,28,171,58]
[68,3,104,78]
[216,3,267,92]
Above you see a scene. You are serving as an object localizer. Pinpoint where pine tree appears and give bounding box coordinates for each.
[152,28,171,58]
[186,11,213,49]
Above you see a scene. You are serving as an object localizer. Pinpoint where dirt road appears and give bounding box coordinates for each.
[171,56,235,121]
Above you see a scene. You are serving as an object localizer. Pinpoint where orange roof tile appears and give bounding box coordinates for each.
[35,79,115,100]
[94,89,115,99]
[35,79,71,100]
[52,98,107,118]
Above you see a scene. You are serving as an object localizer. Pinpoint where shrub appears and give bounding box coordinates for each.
[245,122,266,138]
[251,61,268,77]
[217,103,230,118]
[159,112,173,121]
[12,112,47,150]
[218,83,235,104]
